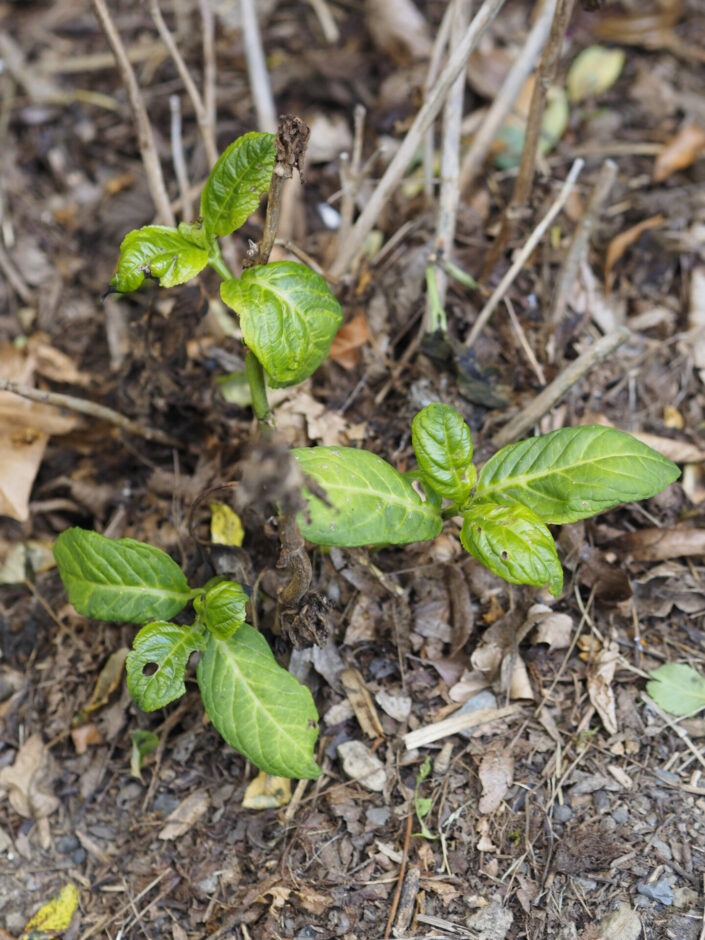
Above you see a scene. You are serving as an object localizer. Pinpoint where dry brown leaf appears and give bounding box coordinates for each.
[336,740,386,791]
[614,526,705,562]
[26,335,91,385]
[587,638,619,735]
[477,746,514,815]
[653,124,705,181]
[341,667,384,738]
[158,789,210,840]
[70,723,105,754]
[604,214,664,292]
[364,0,432,62]
[532,608,574,650]
[78,647,129,720]
[327,314,371,369]
[0,733,59,820]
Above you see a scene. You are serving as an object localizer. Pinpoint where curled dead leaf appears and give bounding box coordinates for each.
[654,124,705,182]
[477,746,514,815]
[587,638,619,734]
[604,214,664,292]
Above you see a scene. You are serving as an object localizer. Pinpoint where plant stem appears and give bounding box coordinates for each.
[208,243,274,432]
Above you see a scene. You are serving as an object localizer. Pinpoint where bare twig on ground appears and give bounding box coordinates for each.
[0,379,184,449]
[549,159,617,332]
[422,0,455,204]
[482,0,577,276]
[505,296,546,384]
[92,0,175,225]
[307,0,340,42]
[425,0,472,329]
[404,705,522,749]
[169,95,194,219]
[383,811,413,939]
[240,0,277,133]
[329,0,507,280]
[459,0,557,193]
[490,325,631,448]
[199,0,217,161]
[464,158,584,349]
[149,0,218,167]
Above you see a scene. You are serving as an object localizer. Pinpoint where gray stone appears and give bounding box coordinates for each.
[552,804,573,823]
[466,896,513,939]
[457,691,498,740]
[637,877,673,906]
[365,807,390,827]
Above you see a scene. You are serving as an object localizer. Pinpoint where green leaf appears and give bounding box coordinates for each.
[567,45,625,103]
[412,404,476,503]
[646,663,705,717]
[200,132,276,238]
[130,729,160,780]
[110,225,209,292]
[194,580,248,639]
[127,621,206,710]
[460,502,563,595]
[221,261,343,387]
[292,446,443,547]
[475,426,680,524]
[197,627,321,779]
[54,528,194,624]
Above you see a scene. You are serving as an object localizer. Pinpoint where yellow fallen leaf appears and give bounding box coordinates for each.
[567,46,625,103]
[242,770,291,809]
[210,501,244,547]
[21,883,78,939]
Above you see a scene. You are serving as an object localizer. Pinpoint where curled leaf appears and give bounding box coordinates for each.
[567,45,625,103]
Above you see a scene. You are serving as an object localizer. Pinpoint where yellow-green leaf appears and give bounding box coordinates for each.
[567,46,625,103]
[21,883,79,939]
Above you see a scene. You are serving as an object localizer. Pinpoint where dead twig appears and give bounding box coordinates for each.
[482,0,577,276]
[464,158,584,350]
[336,103,366,262]
[329,0,507,279]
[422,0,455,204]
[169,94,194,219]
[383,811,413,939]
[490,324,631,448]
[240,0,277,133]
[199,0,217,161]
[149,0,218,168]
[0,379,184,449]
[92,0,175,226]
[459,0,557,193]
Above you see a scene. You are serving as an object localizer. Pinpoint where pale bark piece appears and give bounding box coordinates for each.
[336,740,386,791]
[587,638,619,735]
[340,667,384,738]
[593,901,641,940]
[478,746,514,815]
[158,789,210,840]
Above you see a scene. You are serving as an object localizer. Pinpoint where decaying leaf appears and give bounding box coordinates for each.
[646,663,705,716]
[586,638,619,734]
[530,605,574,650]
[654,124,705,182]
[604,214,664,292]
[0,733,59,820]
[337,740,386,791]
[614,527,705,562]
[567,45,625,103]
[242,771,292,809]
[364,0,432,62]
[327,314,371,370]
[341,667,384,738]
[477,746,514,815]
[76,647,129,722]
[158,789,210,840]
[20,883,79,939]
[210,501,244,547]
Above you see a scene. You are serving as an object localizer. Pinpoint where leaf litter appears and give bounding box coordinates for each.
[1,0,705,936]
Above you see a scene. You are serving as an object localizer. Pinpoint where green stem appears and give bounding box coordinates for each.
[208,241,273,433]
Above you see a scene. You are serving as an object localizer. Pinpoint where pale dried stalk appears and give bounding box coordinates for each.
[491,325,631,448]
[240,0,277,133]
[464,157,584,349]
[422,0,456,203]
[149,0,218,167]
[459,0,557,193]
[92,0,175,225]
[404,704,521,749]
[329,0,507,279]
[169,95,194,219]
[199,0,217,161]
[425,0,472,328]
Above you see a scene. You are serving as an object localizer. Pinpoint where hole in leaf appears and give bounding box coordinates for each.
[142,662,159,676]
[501,551,508,560]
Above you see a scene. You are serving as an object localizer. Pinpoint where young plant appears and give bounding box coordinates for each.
[293,403,680,595]
[107,130,342,424]
[53,528,321,779]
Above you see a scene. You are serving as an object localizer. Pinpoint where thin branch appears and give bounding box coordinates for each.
[425,0,472,329]
[240,0,277,133]
[149,0,218,168]
[464,158,584,349]
[329,0,507,280]
[92,0,175,226]
[490,325,631,448]
[199,0,217,163]
[459,0,557,193]
[422,0,455,204]
[169,95,194,219]
[306,0,340,43]
[0,379,184,449]
[335,103,366,259]
[482,0,577,275]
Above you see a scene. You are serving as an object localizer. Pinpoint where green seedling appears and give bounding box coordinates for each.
[107,131,342,422]
[412,755,437,840]
[293,403,680,596]
[53,528,321,779]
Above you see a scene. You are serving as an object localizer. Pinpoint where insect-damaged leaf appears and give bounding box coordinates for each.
[110,225,209,293]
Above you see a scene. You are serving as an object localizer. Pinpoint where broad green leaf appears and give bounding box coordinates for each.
[646,663,705,717]
[126,621,206,710]
[412,403,476,503]
[292,446,443,547]
[194,580,248,639]
[110,225,209,292]
[197,627,321,779]
[54,528,194,624]
[460,502,563,595]
[200,132,276,238]
[475,426,680,524]
[221,261,343,387]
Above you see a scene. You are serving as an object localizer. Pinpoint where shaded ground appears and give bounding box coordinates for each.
[1,1,705,938]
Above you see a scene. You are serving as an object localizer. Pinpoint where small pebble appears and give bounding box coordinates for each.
[366,807,390,827]
[611,805,629,824]
[552,805,572,823]
[637,876,673,906]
